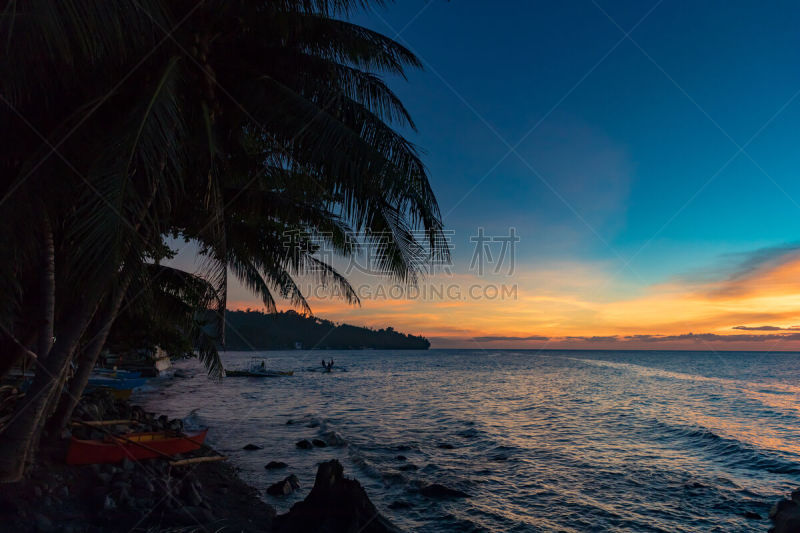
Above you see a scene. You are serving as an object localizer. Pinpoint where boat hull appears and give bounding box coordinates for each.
[66,429,208,465]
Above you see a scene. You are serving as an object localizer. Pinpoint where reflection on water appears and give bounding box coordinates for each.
[134,349,800,532]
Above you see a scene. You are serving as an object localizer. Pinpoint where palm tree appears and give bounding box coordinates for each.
[0,0,447,482]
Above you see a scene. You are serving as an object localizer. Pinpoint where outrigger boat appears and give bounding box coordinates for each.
[66,428,208,465]
[225,358,293,377]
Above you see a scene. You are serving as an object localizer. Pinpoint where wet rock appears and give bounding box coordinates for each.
[305,420,320,428]
[436,443,454,450]
[321,431,346,447]
[267,474,301,496]
[34,513,55,532]
[272,460,398,533]
[398,464,418,472]
[103,494,117,510]
[265,461,288,470]
[295,439,313,450]
[395,455,407,461]
[312,439,327,448]
[388,500,413,510]
[742,511,761,519]
[419,483,469,499]
[243,443,263,451]
[770,498,800,533]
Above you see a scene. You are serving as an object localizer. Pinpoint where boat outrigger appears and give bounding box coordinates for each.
[225,358,293,377]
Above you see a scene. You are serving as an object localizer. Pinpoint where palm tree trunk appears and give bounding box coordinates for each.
[47,274,132,433]
[0,297,96,482]
[37,215,55,362]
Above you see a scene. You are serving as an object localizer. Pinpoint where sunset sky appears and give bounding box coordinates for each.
[176,1,800,349]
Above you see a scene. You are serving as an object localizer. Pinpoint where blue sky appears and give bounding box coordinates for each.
[351,0,800,283]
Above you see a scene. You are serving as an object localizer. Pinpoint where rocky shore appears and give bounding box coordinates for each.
[770,489,800,533]
[0,391,396,532]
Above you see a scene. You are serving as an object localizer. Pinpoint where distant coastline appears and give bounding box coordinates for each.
[224,310,430,351]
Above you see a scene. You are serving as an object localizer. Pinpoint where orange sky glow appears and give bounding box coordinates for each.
[226,247,800,351]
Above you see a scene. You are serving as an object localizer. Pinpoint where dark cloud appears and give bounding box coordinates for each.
[473,335,550,342]
[565,335,619,342]
[620,332,800,343]
[732,325,800,331]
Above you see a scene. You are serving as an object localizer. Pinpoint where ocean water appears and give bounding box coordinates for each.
[133,349,800,532]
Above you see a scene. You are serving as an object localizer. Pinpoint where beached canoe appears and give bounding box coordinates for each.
[66,428,208,465]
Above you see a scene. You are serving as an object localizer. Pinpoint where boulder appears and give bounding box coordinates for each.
[265,461,288,470]
[419,483,469,499]
[272,460,398,533]
[243,443,263,451]
[398,464,418,472]
[395,455,407,461]
[321,431,346,447]
[267,475,301,497]
[312,439,327,448]
[770,498,800,533]
[295,439,313,450]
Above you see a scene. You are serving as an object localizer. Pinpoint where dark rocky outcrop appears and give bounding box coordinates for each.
[273,460,398,533]
[267,474,301,496]
[771,490,800,532]
[295,439,313,450]
[265,461,288,470]
[312,439,328,448]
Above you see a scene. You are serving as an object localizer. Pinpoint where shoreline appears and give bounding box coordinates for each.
[0,391,396,532]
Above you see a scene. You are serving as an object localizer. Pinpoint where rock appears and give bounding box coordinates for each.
[398,464,418,472]
[436,443,454,450]
[321,431,346,447]
[306,421,320,428]
[742,511,761,519]
[267,475,301,496]
[295,439,313,450]
[243,443,263,451]
[792,489,800,503]
[770,498,800,533]
[388,500,413,510]
[419,483,469,499]
[312,439,327,448]
[34,513,55,532]
[272,460,398,533]
[265,461,288,470]
[395,455,407,461]
[183,482,204,506]
[489,453,508,462]
[103,494,117,511]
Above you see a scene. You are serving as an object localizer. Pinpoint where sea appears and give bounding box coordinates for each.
[133,349,800,532]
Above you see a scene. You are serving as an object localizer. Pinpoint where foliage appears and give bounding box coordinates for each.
[225,309,430,350]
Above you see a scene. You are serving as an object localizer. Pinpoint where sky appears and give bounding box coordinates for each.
[175,1,800,350]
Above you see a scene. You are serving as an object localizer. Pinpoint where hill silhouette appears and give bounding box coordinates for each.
[224,310,430,350]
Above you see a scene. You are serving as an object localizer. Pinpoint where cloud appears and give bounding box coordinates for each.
[564,335,619,342]
[731,325,800,331]
[472,335,550,342]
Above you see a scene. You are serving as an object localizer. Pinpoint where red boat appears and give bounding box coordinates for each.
[66,429,208,465]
